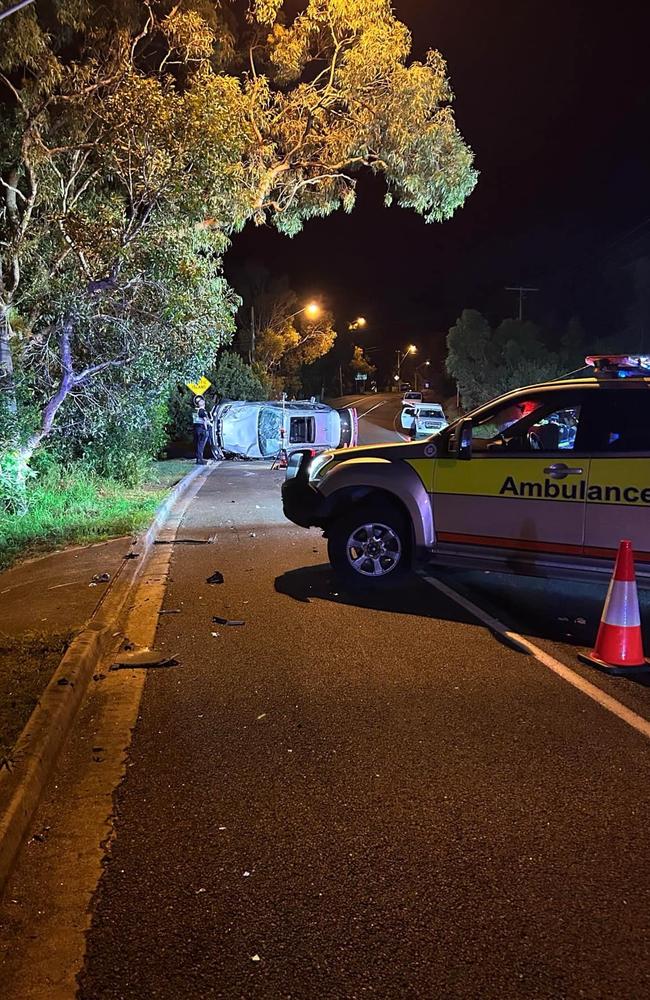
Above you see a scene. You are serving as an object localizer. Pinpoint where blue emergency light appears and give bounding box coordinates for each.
[586,355,650,378]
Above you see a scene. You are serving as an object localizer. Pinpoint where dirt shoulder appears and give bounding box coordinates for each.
[0,459,194,762]
[0,633,73,764]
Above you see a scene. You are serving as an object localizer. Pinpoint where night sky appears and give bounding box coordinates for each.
[226,0,650,372]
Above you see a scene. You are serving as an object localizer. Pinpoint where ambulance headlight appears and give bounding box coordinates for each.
[309,453,334,482]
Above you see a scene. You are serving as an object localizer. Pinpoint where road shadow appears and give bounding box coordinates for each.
[275,563,488,629]
[275,563,650,687]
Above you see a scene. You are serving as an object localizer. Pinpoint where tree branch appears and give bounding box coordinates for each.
[73,356,129,385]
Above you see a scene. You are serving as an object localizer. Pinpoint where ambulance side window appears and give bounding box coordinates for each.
[470,397,584,453]
[470,398,544,450]
[527,406,581,451]
[590,390,650,452]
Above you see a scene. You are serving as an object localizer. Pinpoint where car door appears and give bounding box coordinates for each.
[433,390,591,558]
[401,407,415,430]
[583,384,650,564]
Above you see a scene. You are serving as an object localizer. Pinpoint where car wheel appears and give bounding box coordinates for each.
[327,501,411,589]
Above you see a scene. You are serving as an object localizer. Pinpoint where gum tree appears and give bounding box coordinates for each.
[0,0,477,473]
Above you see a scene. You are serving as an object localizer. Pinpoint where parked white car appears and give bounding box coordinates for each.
[402,390,423,405]
[400,403,447,438]
[213,400,358,459]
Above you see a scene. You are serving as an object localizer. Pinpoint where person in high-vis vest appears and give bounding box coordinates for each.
[192,395,209,465]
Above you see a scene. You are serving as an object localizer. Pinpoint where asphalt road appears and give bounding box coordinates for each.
[77,405,650,1000]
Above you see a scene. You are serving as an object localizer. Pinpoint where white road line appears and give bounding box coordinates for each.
[421,573,650,742]
[358,400,386,419]
[392,408,411,441]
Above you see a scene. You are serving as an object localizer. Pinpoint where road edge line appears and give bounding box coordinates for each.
[0,462,214,896]
[421,573,650,742]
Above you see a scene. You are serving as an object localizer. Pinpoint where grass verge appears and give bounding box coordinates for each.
[0,632,73,764]
[0,458,192,571]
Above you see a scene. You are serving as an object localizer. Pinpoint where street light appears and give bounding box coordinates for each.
[348,317,367,331]
[395,344,417,385]
[250,299,321,363]
[415,360,431,392]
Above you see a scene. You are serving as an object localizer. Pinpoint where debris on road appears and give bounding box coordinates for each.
[251,955,261,963]
[158,609,181,615]
[154,537,215,546]
[109,649,180,671]
[29,826,50,845]
[211,616,245,627]
[123,552,140,560]
[206,571,225,585]
[91,573,111,584]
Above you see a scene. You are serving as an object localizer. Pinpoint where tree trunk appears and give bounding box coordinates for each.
[0,305,18,417]
[18,321,75,465]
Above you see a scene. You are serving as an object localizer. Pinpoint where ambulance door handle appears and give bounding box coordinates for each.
[544,463,584,479]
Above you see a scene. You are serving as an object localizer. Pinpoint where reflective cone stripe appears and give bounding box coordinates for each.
[587,540,647,669]
[601,580,641,629]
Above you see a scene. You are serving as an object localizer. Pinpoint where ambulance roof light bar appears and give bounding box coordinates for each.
[586,354,650,378]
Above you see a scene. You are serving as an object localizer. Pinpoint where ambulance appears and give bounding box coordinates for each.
[282,356,650,588]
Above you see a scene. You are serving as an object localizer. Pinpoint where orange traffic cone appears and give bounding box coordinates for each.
[579,540,650,675]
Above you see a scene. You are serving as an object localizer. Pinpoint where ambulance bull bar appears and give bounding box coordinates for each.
[282,456,435,552]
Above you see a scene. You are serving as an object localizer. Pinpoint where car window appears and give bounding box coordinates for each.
[590,389,650,452]
[527,407,581,451]
[258,408,283,458]
[467,395,585,454]
[289,416,316,444]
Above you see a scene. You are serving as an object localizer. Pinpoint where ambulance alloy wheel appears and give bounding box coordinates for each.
[327,500,410,588]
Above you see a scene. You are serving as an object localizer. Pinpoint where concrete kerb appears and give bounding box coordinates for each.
[0,462,214,897]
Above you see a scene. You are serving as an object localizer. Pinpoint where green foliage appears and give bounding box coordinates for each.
[84,403,169,486]
[1,0,476,476]
[0,450,33,514]
[212,352,268,401]
[0,460,187,570]
[446,310,587,410]
[349,345,376,378]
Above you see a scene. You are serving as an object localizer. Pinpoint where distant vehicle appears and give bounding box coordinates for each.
[402,390,423,406]
[398,382,411,393]
[213,400,358,459]
[401,403,448,438]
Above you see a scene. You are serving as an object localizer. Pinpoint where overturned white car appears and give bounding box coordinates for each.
[213,400,358,459]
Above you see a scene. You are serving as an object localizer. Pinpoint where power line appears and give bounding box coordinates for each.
[0,0,35,22]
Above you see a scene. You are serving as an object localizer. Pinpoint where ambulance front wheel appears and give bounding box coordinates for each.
[327,500,411,589]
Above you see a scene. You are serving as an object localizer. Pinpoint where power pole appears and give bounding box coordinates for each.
[506,286,539,322]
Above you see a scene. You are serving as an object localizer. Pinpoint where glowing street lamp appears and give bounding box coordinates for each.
[395,344,417,385]
[348,316,367,331]
[415,359,431,391]
[304,301,321,320]
[250,299,321,363]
